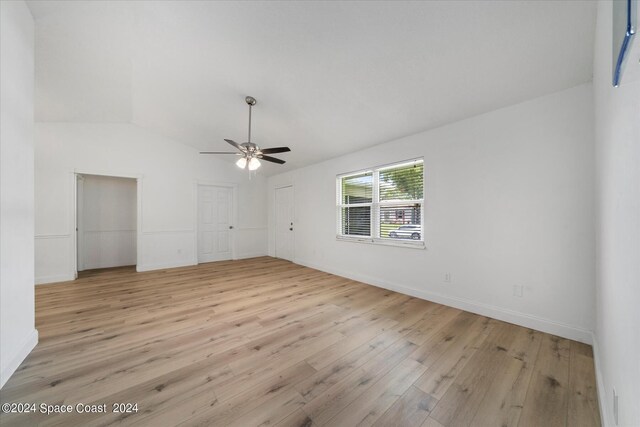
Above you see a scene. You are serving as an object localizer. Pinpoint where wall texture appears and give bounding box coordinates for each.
[593,1,640,425]
[269,83,596,343]
[78,174,137,270]
[35,123,268,284]
[0,0,37,388]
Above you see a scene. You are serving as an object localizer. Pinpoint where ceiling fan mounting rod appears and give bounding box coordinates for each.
[246,96,256,144]
[248,103,252,144]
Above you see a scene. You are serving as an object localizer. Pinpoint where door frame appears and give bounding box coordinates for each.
[194,181,238,263]
[71,170,142,279]
[274,184,294,261]
[76,174,85,272]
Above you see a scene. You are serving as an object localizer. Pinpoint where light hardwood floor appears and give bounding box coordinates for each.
[0,257,600,427]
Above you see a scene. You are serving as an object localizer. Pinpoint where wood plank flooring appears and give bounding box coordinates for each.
[0,257,601,426]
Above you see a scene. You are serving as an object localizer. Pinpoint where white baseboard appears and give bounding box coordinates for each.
[591,332,611,427]
[1,329,38,389]
[295,258,593,344]
[235,252,268,260]
[136,260,196,272]
[35,273,75,285]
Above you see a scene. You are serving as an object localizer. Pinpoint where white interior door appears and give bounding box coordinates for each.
[198,185,233,263]
[275,186,294,261]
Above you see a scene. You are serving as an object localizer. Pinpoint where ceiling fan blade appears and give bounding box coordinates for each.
[257,154,286,164]
[199,151,241,154]
[259,147,291,154]
[224,139,246,151]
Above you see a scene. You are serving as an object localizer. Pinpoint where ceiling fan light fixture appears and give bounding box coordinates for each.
[236,157,247,169]
[248,157,261,171]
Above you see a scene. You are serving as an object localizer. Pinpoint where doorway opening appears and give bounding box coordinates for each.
[76,174,138,273]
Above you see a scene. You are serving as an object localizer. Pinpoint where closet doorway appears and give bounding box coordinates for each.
[76,174,137,272]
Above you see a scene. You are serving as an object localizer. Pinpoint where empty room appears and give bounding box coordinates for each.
[1,0,638,426]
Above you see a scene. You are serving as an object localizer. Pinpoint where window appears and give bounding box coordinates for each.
[337,159,424,247]
[339,171,372,237]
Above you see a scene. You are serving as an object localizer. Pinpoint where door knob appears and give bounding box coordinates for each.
[229,226,234,229]
[289,228,293,231]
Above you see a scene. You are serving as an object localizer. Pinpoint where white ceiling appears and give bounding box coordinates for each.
[28,1,597,174]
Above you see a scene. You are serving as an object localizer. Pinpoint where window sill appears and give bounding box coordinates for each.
[336,235,426,250]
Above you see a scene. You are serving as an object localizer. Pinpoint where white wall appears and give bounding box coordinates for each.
[0,0,38,388]
[269,83,595,343]
[593,1,640,426]
[78,175,137,270]
[35,123,268,284]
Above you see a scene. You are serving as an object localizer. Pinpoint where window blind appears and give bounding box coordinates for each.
[341,172,373,204]
[379,162,423,201]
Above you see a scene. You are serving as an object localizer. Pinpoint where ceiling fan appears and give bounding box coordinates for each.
[200,96,290,171]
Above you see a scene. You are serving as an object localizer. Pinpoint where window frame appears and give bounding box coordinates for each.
[336,158,425,249]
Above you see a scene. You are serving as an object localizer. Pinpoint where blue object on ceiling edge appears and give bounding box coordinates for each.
[613,0,637,87]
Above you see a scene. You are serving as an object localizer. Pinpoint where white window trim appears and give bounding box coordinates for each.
[336,158,425,249]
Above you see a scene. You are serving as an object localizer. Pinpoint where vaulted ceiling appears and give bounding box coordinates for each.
[28,1,597,174]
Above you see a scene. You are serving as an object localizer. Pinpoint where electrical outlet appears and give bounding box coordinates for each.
[613,388,619,425]
[513,285,524,297]
[444,273,451,283]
